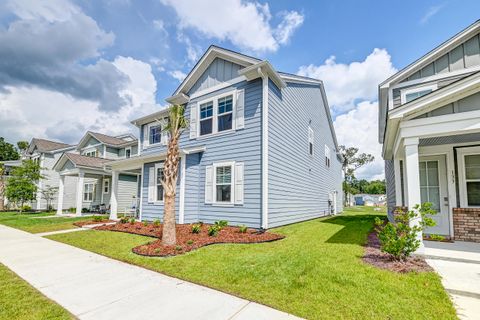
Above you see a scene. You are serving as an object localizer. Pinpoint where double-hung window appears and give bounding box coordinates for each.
[83,183,94,202]
[103,179,109,194]
[149,125,161,145]
[217,95,233,132]
[464,154,480,206]
[200,101,213,136]
[215,165,233,203]
[125,147,131,158]
[156,165,164,202]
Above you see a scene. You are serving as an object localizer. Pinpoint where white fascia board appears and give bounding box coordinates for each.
[239,61,286,89]
[165,92,190,105]
[130,108,170,127]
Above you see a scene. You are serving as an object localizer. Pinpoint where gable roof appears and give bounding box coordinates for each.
[27,138,74,154]
[76,131,137,150]
[54,153,111,172]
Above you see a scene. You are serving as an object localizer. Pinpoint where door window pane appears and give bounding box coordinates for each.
[465,155,480,179]
[419,161,440,210]
[467,182,480,206]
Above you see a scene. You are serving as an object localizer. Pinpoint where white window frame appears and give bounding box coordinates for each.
[325,145,331,168]
[308,126,314,156]
[400,84,437,104]
[197,90,236,138]
[103,179,110,194]
[147,122,162,146]
[83,183,95,202]
[84,149,97,157]
[213,161,235,206]
[154,163,165,204]
[457,146,480,208]
[125,147,132,159]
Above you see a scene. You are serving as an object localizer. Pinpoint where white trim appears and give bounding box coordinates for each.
[83,148,98,157]
[154,162,164,204]
[125,146,132,159]
[212,161,235,206]
[139,165,144,221]
[146,122,162,146]
[260,69,269,229]
[83,182,95,202]
[197,89,236,138]
[190,76,246,99]
[457,146,480,208]
[179,155,186,224]
[280,74,322,85]
[400,84,438,104]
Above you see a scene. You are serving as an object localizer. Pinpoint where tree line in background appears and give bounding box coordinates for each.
[0,137,29,161]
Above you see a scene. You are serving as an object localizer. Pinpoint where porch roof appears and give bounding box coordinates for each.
[54,153,111,175]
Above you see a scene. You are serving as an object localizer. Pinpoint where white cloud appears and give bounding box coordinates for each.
[153,19,168,36]
[274,11,304,45]
[334,101,384,181]
[420,4,444,25]
[0,56,160,144]
[298,48,397,113]
[160,0,303,52]
[168,70,187,82]
[177,31,202,63]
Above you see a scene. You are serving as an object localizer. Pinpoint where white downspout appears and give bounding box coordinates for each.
[258,67,269,229]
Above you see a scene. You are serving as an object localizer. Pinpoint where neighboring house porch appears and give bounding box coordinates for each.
[54,153,139,216]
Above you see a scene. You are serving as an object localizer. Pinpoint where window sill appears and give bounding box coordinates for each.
[196,129,236,140]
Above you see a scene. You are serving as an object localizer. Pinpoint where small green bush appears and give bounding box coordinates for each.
[129,218,135,224]
[153,219,161,227]
[93,215,103,222]
[68,207,76,213]
[375,202,438,260]
[428,234,445,241]
[21,205,32,212]
[208,225,220,237]
[175,245,183,251]
[215,220,228,228]
[186,240,194,245]
[81,208,89,213]
[119,217,129,224]
[143,221,149,227]
[238,225,248,233]
[191,224,201,234]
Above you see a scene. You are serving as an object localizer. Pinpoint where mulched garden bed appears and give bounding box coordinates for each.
[73,220,115,227]
[363,229,433,273]
[94,222,285,257]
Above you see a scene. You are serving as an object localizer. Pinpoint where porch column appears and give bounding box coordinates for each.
[110,170,119,220]
[404,137,424,253]
[75,172,84,216]
[56,175,65,215]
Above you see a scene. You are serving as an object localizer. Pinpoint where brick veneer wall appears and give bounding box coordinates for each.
[453,208,480,243]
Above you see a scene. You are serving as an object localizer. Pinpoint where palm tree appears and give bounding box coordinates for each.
[161,105,188,245]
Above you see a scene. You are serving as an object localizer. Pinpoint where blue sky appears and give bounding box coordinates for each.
[0,0,478,179]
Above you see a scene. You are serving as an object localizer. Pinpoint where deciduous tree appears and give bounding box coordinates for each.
[5,160,43,213]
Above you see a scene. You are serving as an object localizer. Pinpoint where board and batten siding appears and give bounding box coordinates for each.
[267,80,343,228]
[187,57,244,96]
[140,79,263,227]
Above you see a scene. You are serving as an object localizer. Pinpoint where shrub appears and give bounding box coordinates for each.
[215,220,228,228]
[191,224,201,234]
[428,234,445,241]
[21,205,31,212]
[175,245,183,251]
[129,218,135,224]
[119,217,129,224]
[81,208,89,213]
[68,207,76,213]
[93,215,103,222]
[238,225,248,233]
[375,203,438,260]
[153,219,161,227]
[143,221,149,227]
[208,225,220,237]
[186,240,194,245]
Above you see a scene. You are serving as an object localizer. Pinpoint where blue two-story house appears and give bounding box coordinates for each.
[109,46,343,229]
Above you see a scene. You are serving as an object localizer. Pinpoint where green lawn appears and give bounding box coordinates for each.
[0,211,100,233]
[47,207,457,319]
[0,263,73,320]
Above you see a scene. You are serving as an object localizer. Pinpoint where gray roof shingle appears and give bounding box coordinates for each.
[32,138,74,153]
[64,153,110,169]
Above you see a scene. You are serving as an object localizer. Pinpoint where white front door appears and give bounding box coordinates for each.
[419,155,450,236]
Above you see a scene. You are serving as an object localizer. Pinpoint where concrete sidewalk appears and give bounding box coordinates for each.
[424,240,480,320]
[0,224,301,320]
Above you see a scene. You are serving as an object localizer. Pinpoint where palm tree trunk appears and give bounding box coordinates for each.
[162,191,176,245]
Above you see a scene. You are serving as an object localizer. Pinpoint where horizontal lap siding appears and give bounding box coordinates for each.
[139,80,263,227]
[268,81,343,228]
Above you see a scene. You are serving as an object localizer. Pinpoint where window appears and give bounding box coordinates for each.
[308,127,314,155]
[149,125,161,145]
[401,84,437,104]
[217,95,233,132]
[464,154,480,206]
[103,179,109,194]
[200,101,213,136]
[83,183,94,202]
[325,145,331,168]
[84,150,97,157]
[125,147,131,159]
[156,165,164,202]
[215,165,232,203]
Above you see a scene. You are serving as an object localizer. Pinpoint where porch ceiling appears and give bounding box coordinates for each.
[420,132,480,146]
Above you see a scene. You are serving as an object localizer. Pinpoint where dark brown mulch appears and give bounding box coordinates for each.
[363,230,433,273]
[73,220,115,227]
[94,222,285,257]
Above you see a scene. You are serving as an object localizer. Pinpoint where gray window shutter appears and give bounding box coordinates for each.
[234,162,244,204]
[148,167,155,203]
[143,125,149,148]
[235,89,245,129]
[190,103,198,139]
[205,165,213,204]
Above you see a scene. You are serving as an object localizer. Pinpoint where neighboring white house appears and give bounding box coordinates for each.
[354,194,386,206]
[379,20,480,244]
